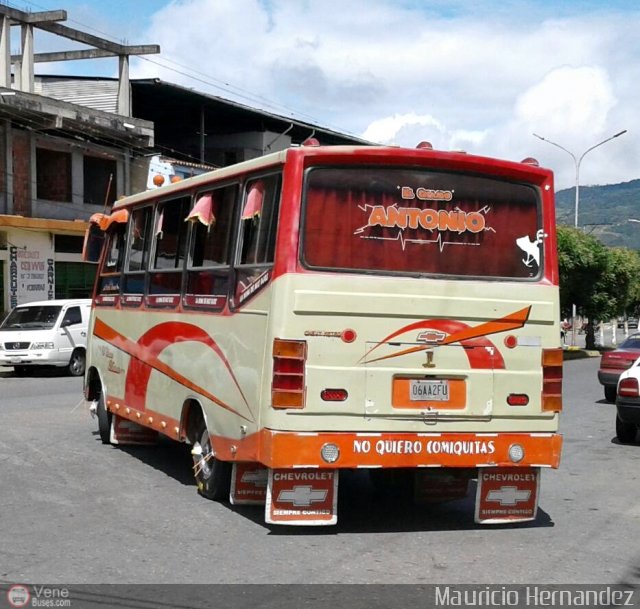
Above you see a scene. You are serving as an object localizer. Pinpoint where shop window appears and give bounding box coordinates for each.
[55,235,84,253]
[54,262,96,299]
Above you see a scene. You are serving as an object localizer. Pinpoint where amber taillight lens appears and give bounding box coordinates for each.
[542,348,563,412]
[272,338,306,409]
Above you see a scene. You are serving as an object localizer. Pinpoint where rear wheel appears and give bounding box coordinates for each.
[604,385,617,402]
[616,414,638,443]
[192,420,231,501]
[96,392,112,444]
[68,349,86,377]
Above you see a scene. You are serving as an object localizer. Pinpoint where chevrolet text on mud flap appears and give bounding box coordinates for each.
[83,143,562,526]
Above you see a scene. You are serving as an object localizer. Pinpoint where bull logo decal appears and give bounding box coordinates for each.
[516,229,546,268]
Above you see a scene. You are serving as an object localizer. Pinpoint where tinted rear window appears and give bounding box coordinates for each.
[302,167,542,279]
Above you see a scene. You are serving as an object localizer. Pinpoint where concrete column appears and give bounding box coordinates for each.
[72,149,83,205]
[20,25,34,93]
[0,16,11,88]
[117,55,131,116]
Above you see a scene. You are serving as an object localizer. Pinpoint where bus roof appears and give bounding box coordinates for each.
[113,144,552,210]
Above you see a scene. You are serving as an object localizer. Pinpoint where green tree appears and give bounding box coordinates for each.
[556,226,640,348]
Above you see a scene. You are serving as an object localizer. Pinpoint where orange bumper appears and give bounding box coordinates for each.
[256,430,562,470]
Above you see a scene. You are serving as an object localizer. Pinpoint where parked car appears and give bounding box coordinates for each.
[598,333,640,402]
[0,299,91,376]
[615,364,640,443]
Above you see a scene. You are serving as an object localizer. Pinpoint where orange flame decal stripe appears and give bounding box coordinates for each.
[362,306,531,364]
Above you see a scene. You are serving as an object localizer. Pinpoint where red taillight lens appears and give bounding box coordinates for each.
[618,377,639,398]
[507,393,529,406]
[542,348,563,412]
[321,388,348,402]
[272,338,306,409]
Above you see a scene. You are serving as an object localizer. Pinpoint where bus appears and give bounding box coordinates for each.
[82,141,563,526]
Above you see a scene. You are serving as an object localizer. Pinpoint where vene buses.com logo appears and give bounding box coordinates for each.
[7,584,30,608]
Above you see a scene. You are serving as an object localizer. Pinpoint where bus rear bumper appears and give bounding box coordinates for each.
[257,430,562,470]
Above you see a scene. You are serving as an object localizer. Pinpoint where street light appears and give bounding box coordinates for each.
[533,130,628,345]
[533,130,627,228]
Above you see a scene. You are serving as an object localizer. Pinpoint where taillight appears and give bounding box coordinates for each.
[507,393,529,406]
[542,348,563,412]
[618,377,639,398]
[321,388,348,402]
[272,338,306,409]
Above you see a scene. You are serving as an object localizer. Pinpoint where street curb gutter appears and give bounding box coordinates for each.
[563,348,601,360]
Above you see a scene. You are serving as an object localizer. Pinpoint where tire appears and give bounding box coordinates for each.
[68,349,86,377]
[192,421,231,501]
[616,414,638,443]
[13,365,31,377]
[96,392,112,445]
[604,385,617,403]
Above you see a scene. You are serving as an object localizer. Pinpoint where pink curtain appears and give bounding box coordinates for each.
[186,193,216,227]
[242,181,264,219]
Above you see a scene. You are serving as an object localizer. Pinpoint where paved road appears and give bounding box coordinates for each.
[0,359,638,585]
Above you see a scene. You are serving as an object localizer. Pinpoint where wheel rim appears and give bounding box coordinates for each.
[197,431,214,479]
[70,353,85,375]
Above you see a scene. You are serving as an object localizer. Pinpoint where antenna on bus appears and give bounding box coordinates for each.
[102,173,113,213]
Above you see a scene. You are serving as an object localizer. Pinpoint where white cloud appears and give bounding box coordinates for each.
[516,66,616,136]
[126,0,640,189]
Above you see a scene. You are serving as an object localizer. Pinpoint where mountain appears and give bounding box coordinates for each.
[554,179,640,249]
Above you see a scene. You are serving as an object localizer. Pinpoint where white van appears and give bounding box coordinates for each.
[0,299,92,376]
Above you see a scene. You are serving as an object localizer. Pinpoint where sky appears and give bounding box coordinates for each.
[8,0,640,190]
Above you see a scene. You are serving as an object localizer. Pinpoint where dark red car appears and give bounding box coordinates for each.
[598,333,640,402]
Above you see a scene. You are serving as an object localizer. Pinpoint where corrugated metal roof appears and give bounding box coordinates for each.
[34,78,118,114]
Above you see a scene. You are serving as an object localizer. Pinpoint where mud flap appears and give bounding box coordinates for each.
[414,469,471,504]
[230,462,268,505]
[475,466,540,524]
[265,468,339,526]
[110,414,159,445]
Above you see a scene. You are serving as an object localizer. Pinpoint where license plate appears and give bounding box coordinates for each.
[410,379,449,401]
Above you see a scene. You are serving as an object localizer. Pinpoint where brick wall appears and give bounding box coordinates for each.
[12,130,30,216]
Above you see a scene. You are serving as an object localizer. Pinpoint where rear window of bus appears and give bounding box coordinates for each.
[301,167,543,279]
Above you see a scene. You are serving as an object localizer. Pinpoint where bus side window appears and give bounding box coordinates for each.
[234,174,281,303]
[106,225,125,271]
[149,196,190,296]
[97,224,125,296]
[184,184,238,310]
[124,206,153,294]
